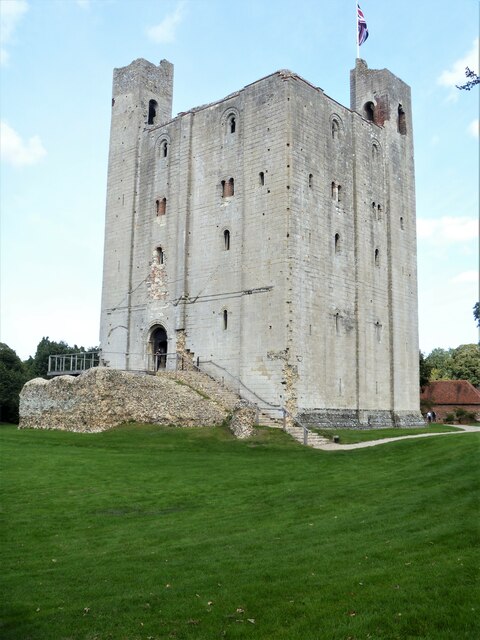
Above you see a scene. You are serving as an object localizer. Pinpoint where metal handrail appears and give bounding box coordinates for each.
[47,352,100,376]
[196,359,282,410]
[194,358,310,441]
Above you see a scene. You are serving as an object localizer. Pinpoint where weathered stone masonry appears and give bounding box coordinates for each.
[19,368,229,432]
[99,58,423,428]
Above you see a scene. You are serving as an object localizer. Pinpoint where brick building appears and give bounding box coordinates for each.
[99,58,423,427]
[421,380,480,421]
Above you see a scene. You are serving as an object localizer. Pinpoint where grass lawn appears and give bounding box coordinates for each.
[0,422,478,640]
[310,425,462,444]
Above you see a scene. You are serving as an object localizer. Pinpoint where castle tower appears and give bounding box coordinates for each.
[350,59,419,423]
[100,59,173,370]
[98,58,422,427]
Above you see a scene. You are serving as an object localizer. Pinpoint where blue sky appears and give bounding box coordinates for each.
[1,0,478,360]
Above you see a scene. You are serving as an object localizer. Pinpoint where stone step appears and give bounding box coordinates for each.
[285,425,330,448]
[257,411,283,428]
[162,370,240,410]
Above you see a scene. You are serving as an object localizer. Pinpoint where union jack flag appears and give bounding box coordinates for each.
[357,4,369,46]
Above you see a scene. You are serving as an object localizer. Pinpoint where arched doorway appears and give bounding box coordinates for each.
[150,325,168,370]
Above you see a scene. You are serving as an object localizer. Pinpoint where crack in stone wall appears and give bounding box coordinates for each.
[175,329,196,370]
[146,253,167,300]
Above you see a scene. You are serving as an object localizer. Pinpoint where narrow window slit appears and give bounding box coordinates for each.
[148,99,158,125]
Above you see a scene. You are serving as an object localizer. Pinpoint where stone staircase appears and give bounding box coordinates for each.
[162,370,240,411]
[257,410,284,428]
[285,425,331,449]
[162,369,327,447]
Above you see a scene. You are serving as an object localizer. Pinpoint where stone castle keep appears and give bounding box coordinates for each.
[99,57,422,427]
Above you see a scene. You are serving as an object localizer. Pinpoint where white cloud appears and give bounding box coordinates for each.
[0,121,47,167]
[0,0,28,66]
[438,39,479,100]
[146,1,186,44]
[449,270,479,285]
[417,216,478,243]
[468,119,479,138]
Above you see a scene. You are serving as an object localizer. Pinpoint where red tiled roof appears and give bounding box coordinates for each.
[420,380,480,405]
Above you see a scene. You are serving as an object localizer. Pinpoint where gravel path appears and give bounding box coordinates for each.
[316,424,480,451]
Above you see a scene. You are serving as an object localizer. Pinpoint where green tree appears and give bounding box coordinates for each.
[474,302,480,329]
[24,337,96,379]
[419,351,432,388]
[0,343,28,424]
[449,344,480,387]
[425,347,453,380]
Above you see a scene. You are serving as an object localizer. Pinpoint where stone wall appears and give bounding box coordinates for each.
[19,368,228,433]
[229,400,257,439]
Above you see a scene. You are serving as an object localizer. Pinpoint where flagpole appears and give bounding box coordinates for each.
[355,2,358,60]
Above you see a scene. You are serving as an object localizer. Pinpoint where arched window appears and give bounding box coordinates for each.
[364,101,375,122]
[308,173,313,188]
[400,216,404,230]
[162,141,168,157]
[331,118,340,139]
[377,204,382,220]
[148,99,158,125]
[223,309,228,330]
[156,246,164,265]
[335,312,340,334]
[374,248,380,267]
[372,143,379,160]
[156,197,166,216]
[334,233,340,254]
[223,229,230,250]
[228,115,236,134]
[331,182,342,203]
[259,171,265,186]
[398,104,407,135]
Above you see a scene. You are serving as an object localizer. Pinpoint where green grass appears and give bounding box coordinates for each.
[1,422,478,640]
[310,425,462,444]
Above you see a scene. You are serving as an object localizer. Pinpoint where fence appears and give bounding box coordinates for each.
[146,352,192,372]
[47,352,100,377]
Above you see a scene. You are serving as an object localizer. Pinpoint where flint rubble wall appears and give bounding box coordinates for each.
[19,368,229,433]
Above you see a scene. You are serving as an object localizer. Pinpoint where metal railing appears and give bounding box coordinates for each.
[146,352,198,372]
[196,359,282,412]
[194,358,311,441]
[47,352,100,377]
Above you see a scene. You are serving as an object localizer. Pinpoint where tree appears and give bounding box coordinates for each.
[474,302,480,329]
[425,347,453,381]
[456,67,480,91]
[0,343,28,424]
[24,337,97,379]
[425,344,480,387]
[419,351,432,389]
[449,344,480,387]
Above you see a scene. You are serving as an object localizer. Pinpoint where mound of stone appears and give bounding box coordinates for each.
[19,368,228,433]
